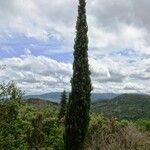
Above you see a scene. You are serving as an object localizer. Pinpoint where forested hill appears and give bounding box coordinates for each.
[91,94,150,120]
[25,98,58,106]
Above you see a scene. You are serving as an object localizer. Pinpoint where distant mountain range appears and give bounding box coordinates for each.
[92,93,150,120]
[23,92,119,102]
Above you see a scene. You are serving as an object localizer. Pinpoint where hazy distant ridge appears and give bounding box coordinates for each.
[24,92,119,102]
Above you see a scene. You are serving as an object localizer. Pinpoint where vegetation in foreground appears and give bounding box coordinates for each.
[1,98,150,150]
[0,82,150,150]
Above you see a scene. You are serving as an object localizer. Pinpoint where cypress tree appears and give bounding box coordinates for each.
[58,90,67,121]
[64,0,92,149]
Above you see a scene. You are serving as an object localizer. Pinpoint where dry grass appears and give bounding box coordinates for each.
[84,116,150,150]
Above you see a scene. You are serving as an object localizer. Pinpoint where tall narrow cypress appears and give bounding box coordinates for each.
[64,0,92,149]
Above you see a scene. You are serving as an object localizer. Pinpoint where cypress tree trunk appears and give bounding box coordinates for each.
[64,0,92,149]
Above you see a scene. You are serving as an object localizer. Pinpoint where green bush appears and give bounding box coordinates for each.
[136,119,150,131]
[0,100,30,150]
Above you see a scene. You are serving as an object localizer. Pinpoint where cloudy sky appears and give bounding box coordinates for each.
[0,0,150,94]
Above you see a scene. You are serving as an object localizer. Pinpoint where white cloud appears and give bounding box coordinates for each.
[0,55,149,94]
[0,0,150,56]
[0,55,72,94]
[124,82,143,91]
[0,0,77,41]
[90,57,128,83]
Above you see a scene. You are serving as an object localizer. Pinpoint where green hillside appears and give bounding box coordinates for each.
[25,98,58,106]
[91,94,150,120]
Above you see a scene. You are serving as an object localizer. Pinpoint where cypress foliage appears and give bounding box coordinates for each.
[64,0,92,149]
[58,90,67,121]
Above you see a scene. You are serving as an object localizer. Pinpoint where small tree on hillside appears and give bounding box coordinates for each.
[58,90,67,121]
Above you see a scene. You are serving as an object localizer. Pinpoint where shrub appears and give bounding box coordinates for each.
[136,119,150,131]
[84,114,150,150]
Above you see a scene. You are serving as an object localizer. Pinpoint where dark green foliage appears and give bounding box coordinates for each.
[58,90,68,121]
[0,100,29,150]
[65,0,92,149]
[92,94,150,120]
[43,118,64,149]
[0,98,64,149]
[136,119,150,131]
[0,82,28,149]
[23,100,64,149]
[0,82,63,149]
[27,113,45,149]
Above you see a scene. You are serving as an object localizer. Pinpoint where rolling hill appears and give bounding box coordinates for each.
[25,98,58,106]
[91,94,150,120]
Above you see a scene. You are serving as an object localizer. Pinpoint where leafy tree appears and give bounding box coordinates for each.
[0,81,24,122]
[0,82,28,149]
[64,0,92,149]
[58,90,68,121]
[0,81,24,103]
